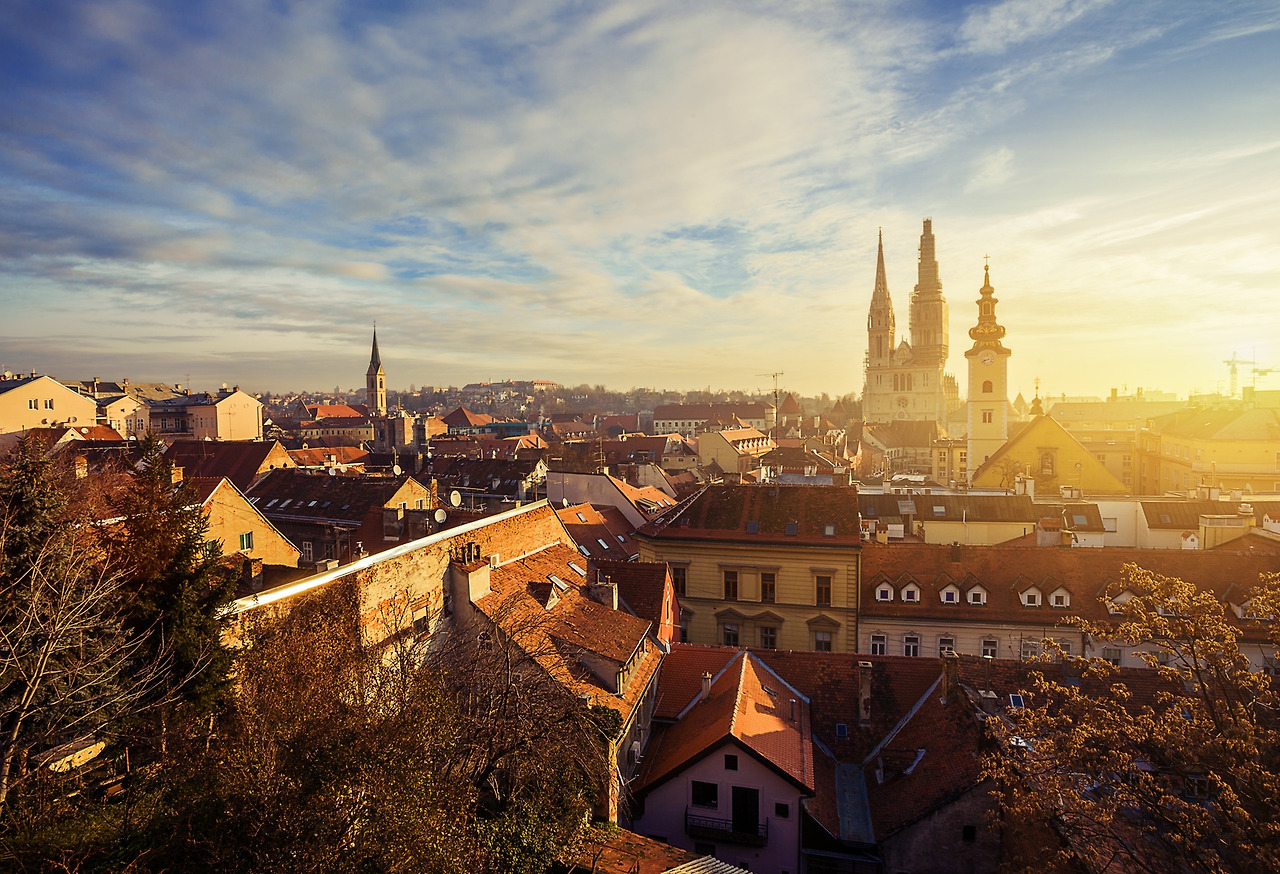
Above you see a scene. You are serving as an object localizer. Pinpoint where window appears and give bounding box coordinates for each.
[238,531,254,551]
[969,589,986,605]
[44,399,54,410]
[724,754,738,771]
[760,572,775,603]
[815,575,832,607]
[1058,641,1072,656]
[760,626,777,649]
[27,399,37,410]
[876,587,892,602]
[982,380,992,393]
[814,630,832,652]
[691,781,718,808]
[939,636,956,656]
[1039,452,1056,476]
[1102,647,1122,666]
[835,723,848,738]
[671,566,686,596]
[1024,591,1040,607]
[1021,641,1039,660]
[982,638,998,658]
[775,802,790,818]
[870,633,887,655]
[902,587,918,603]
[723,570,738,600]
[942,589,957,604]
[1103,517,1118,533]
[903,635,920,657]
[1052,592,1069,608]
[785,521,798,536]
[301,541,313,562]
[982,409,993,424]
[723,623,739,647]
[823,523,836,537]
[963,824,977,842]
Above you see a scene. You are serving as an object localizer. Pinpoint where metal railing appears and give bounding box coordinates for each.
[685,808,768,847]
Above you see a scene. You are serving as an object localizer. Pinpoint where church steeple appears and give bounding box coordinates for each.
[867,229,895,365]
[910,218,947,364]
[964,263,1011,480]
[366,327,387,417]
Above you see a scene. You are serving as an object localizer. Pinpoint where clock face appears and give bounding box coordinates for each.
[979,350,995,366]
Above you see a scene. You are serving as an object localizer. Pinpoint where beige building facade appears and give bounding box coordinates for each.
[0,374,100,436]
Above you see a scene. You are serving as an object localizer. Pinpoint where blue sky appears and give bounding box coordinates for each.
[1,0,1278,400]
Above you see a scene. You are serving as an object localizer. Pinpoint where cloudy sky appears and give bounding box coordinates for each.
[2,0,1278,400]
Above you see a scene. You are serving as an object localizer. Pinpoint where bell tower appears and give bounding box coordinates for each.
[964,264,1010,479]
[366,327,387,417]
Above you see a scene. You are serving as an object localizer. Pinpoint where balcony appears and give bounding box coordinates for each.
[685,808,768,847]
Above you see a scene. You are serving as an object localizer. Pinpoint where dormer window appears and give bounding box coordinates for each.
[902,586,919,603]
[876,586,893,602]
[1051,590,1070,608]
[968,588,987,606]
[1023,590,1041,607]
[940,585,960,605]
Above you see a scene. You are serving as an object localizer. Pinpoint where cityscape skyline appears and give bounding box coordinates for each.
[2,1,1279,398]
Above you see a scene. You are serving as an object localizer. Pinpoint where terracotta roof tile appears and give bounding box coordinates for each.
[641,483,861,546]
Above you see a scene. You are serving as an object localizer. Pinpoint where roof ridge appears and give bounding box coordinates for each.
[728,652,750,739]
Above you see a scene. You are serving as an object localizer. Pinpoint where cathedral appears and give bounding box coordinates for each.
[862,219,958,426]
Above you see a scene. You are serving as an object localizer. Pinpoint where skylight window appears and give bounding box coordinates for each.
[933,506,946,517]
[308,501,318,507]
[597,538,610,550]
[864,507,876,517]
[1009,694,1026,709]
[548,574,568,591]
[785,521,798,536]
[279,500,290,508]
[746,520,760,534]
[576,513,586,522]
[568,561,586,577]
[616,534,626,542]
[578,544,591,557]
[1160,513,1173,524]
[1072,514,1088,526]
[266,499,278,507]
[824,523,836,537]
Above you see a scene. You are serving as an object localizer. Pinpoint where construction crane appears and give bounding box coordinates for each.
[756,371,784,438]
[1223,353,1255,397]
[1252,365,1276,390]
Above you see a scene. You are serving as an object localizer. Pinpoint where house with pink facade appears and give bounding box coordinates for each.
[631,651,814,874]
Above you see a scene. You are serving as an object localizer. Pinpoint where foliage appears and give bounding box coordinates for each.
[0,437,166,810]
[112,437,238,713]
[985,563,1280,874]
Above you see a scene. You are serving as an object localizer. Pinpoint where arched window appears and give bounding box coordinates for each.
[982,380,993,393]
[1039,452,1056,476]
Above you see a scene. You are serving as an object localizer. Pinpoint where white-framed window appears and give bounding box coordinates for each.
[941,587,958,604]
[301,541,313,562]
[1023,590,1041,607]
[981,639,998,658]
[722,623,739,646]
[902,586,919,603]
[1021,641,1039,660]
[876,586,893,602]
[904,634,920,657]
[814,630,833,652]
[938,636,956,656]
[238,532,254,551]
[1051,591,1070,608]
[870,633,887,656]
[968,588,987,605]
[1102,647,1122,666]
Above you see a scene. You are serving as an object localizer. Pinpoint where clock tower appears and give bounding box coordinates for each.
[964,264,1010,479]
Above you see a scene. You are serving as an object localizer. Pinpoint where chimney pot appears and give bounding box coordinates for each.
[700,671,713,702]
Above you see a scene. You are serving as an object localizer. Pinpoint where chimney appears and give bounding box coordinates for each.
[588,580,619,611]
[942,651,960,705]
[700,671,713,702]
[859,662,873,727]
[171,465,183,485]
[790,698,797,722]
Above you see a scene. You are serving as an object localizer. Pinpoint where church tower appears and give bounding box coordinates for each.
[909,219,948,368]
[366,327,387,417]
[964,264,1011,478]
[862,221,952,426]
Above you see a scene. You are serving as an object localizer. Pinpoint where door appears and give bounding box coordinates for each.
[731,786,759,835]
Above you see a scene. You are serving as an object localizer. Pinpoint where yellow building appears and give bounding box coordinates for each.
[0,373,100,437]
[1047,391,1186,490]
[193,477,301,568]
[696,426,774,481]
[969,408,1130,495]
[633,484,862,653]
[1138,408,1280,494]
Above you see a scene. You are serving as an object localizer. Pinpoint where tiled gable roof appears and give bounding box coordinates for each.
[165,440,293,491]
[590,558,668,632]
[557,504,640,560]
[478,542,658,722]
[861,493,1036,524]
[1141,500,1280,530]
[639,651,814,795]
[441,406,494,428]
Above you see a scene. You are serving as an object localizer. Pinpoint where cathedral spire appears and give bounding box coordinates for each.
[368,326,382,372]
[366,326,387,417]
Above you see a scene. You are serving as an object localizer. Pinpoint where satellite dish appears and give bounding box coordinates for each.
[562,498,570,508]
[434,508,447,524]
[393,464,402,476]
[450,490,462,508]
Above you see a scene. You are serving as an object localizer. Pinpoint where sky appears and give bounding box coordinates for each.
[1,0,1278,401]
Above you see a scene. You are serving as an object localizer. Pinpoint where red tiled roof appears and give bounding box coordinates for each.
[569,827,698,874]
[640,483,861,546]
[557,503,640,560]
[639,651,814,795]
[287,446,369,467]
[860,543,1280,639]
[165,440,294,491]
[307,404,368,419]
[479,543,658,723]
[441,406,494,428]
[590,557,669,634]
